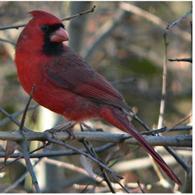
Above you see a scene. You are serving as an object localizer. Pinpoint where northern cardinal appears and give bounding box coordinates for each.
[15,10,181,184]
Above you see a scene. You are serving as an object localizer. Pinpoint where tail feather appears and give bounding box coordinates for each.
[100,107,181,185]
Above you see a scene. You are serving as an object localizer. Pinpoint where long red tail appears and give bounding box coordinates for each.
[100,107,181,185]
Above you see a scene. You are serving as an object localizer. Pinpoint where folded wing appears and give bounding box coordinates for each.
[45,47,128,110]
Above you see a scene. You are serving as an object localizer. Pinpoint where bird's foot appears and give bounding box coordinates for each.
[45,121,76,140]
[47,121,75,133]
[63,128,76,140]
[80,122,103,132]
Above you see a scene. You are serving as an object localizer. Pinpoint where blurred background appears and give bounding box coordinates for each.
[0,1,192,193]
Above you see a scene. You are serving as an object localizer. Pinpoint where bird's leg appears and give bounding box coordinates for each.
[79,123,96,156]
[63,125,76,140]
[80,122,103,132]
[46,121,76,140]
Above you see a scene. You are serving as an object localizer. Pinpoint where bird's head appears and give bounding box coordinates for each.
[29,10,69,44]
[16,10,69,56]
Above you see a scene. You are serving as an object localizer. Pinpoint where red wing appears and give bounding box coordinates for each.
[45,48,128,109]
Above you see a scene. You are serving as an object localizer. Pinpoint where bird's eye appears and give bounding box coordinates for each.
[41,25,49,32]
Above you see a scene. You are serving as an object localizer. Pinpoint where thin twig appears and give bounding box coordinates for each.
[124,109,151,132]
[158,31,168,129]
[131,113,151,131]
[112,151,191,172]
[0,143,115,159]
[3,159,41,193]
[0,38,16,45]
[190,21,192,60]
[155,22,191,182]
[0,107,23,127]
[120,2,191,42]
[168,58,192,63]
[80,124,130,193]
[83,9,126,60]
[157,26,191,184]
[44,133,122,181]
[164,146,190,173]
[0,104,38,127]
[0,5,96,31]
[166,10,192,30]
[153,30,172,186]
[0,23,26,31]
[18,87,40,192]
[80,124,116,193]
[137,180,145,193]
[171,113,192,128]
[142,125,192,135]
[61,5,96,21]
[100,168,116,193]
[42,157,107,186]
[162,22,192,173]
[111,78,136,86]
[0,142,49,172]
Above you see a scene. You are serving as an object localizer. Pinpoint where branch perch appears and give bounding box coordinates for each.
[0,130,191,147]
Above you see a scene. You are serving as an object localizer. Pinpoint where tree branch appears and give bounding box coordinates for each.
[0,130,191,147]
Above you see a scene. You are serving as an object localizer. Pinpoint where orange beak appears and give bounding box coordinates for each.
[50,27,69,43]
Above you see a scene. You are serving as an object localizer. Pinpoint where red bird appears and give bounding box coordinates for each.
[15,10,181,184]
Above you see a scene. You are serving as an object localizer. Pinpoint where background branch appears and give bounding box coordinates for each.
[120,2,191,42]
[83,9,126,60]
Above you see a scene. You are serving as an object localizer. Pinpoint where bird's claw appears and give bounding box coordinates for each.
[63,129,76,140]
